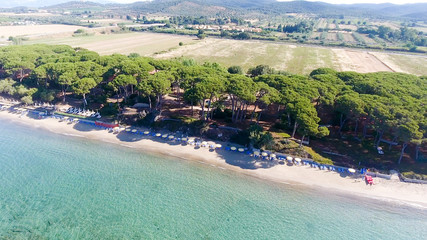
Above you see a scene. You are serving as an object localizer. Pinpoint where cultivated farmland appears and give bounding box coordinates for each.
[0,24,89,38]
[19,32,427,76]
[155,37,427,75]
[25,32,196,56]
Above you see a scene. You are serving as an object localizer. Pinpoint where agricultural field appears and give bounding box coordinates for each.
[331,49,392,72]
[325,33,337,41]
[315,18,328,29]
[369,21,401,30]
[310,32,322,40]
[13,31,426,76]
[154,37,427,75]
[338,24,358,31]
[326,23,335,29]
[0,12,60,17]
[0,24,89,38]
[360,34,377,45]
[155,38,337,74]
[370,52,427,76]
[24,32,196,56]
[341,32,355,42]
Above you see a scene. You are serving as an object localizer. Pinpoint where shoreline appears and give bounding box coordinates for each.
[1,110,427,209]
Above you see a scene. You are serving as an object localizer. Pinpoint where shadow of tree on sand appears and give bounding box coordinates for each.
[73,122,105,132]
[215,149,280,170]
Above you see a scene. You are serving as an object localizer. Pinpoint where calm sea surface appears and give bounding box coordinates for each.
[0,119,426,239]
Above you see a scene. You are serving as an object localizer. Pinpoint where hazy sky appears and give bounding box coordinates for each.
[106,0,427,4]
[108,0,427,3]
[3,0,427,8]
[109,0,427,3]
[276,0,427,4]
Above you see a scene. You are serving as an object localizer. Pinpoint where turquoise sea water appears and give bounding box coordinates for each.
[0,119,426,239]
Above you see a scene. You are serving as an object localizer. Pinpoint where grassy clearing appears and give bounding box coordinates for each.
[285,46,335,74]
[352,32,366,45]
[326,33,337,41]
[336,32,344,41]
[21,32,426,76]
[388,54,427,76]
[320,32,327,40]
[342,32,355,42]
[156,38,338,74]
[361,34,377,45]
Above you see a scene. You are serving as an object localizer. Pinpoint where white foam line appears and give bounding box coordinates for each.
[61,133,84,138]
[119,144,136,149]
[362,195,427,210]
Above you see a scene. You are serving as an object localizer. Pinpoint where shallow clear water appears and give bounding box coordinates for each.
[0,119,426,239]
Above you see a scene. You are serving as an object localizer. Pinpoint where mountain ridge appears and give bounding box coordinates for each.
[3,0,426,21]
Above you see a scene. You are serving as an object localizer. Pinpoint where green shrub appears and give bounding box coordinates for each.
[401,171,427,180]
[276,132,291,138]
[304,147,333,165]
[99,104,118,117]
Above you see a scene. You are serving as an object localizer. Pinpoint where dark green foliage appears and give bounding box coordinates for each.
[247,65,274,77]
[230,124,274,149]
[247,124,274,149]
[233,32,251,40]
[282,21,314,33]
[309,68,337,77]
[357,25,427,47]
[227,65,243,74]
[1,44,425,169]
[99,103,119,117]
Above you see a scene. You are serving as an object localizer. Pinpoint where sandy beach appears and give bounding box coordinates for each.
[1,110,426,208]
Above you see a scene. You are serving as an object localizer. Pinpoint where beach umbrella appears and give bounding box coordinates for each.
[113,127,119,132]
[125,128,131,132]
[201,141,208,147]
[294,158,301,162]
[155,133,161,137]
[181,137,188,142]
[119,127,126,132]
[270,153,276,158]
[144,131,150,135]
[253,151,260,156]
[286,156,293,161]
[131,129,137,133]
[168,135,175,140]
[348,168,356,173]
[215,144,222,149]
[162,134,168,138]
[261,152,268,157]
[230,146,237,151]
[238,148,245,152]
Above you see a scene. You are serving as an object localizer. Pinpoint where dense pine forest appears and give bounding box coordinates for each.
[0,44,426,178]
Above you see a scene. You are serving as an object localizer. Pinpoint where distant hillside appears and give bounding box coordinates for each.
[43,1,104,9]
[7,0,427,21]
[130,0,427,20]
[42,1,116,10]
[1,0,112,8]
